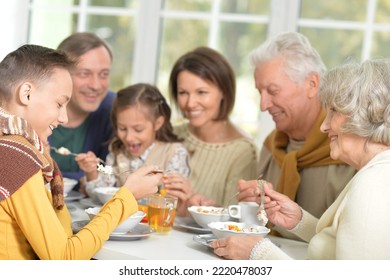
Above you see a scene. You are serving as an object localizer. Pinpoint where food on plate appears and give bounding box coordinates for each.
[225,224,263,233]
[196,207,226,214]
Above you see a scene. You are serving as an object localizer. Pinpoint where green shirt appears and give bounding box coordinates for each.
[50,117,90,172]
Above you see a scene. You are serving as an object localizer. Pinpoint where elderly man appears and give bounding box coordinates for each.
[49,32,115,185]
[237,32,356,238]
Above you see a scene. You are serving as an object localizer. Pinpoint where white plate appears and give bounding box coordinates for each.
[64,191,86,202]
[79,198,102,208]
[174,216,212,234]
[72,220,154,241]
[192,233,217,248]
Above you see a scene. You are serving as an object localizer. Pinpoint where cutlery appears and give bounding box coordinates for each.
[222,173,264,211]
[51,146,105,164]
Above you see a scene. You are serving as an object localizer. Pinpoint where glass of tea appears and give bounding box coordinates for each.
[147,194,178,233]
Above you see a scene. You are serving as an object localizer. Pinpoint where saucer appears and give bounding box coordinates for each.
[72,220,154,241]
[174,216,212,234]
[79,198,102,208]
[64,191,85,202]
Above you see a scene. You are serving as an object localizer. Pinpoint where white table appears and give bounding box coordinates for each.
[67,201,308,260]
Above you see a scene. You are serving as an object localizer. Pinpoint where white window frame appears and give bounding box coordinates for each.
[1,0,389,146]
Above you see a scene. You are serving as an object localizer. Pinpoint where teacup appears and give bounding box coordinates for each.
[228,202,262,225]
[147,194,178,233]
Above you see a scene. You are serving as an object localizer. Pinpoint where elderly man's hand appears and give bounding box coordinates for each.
[236,179,261,204]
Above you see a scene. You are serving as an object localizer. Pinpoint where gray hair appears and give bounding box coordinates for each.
[249,32,326,84]
[319,59,390,145]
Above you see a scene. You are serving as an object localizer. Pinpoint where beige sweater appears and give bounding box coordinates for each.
[252,150,390,260]
[174,124,258,205]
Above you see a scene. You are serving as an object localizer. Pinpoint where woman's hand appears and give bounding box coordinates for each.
[187,193,218,207]
[209,236,262,260]
[236,179,261,204]
[75,151,100,181]
[263,182,302,230]
[124,165,162,200]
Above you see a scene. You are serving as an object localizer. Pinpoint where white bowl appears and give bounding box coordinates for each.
[85,207,146,234]
[188,206,230,228]
[208,221,270,239]
[63,177,78,195]
[95,187,119,204]
[85,206,101,220]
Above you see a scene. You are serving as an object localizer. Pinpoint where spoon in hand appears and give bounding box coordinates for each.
[51,146,105,164]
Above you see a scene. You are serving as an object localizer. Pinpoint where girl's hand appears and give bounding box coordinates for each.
[210,236,262,260]
[124,165,161,200]
[162,173,193,216]
[263,182,302,230]
[162,173,193,202]
[75,151,100,181]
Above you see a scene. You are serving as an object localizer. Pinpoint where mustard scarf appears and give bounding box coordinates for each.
[264,110,344,200]
[0,107,64,209]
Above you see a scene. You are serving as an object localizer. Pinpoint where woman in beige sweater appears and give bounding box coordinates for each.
[166,47,258,208]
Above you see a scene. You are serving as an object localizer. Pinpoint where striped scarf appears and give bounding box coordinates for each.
[0,107,64,209]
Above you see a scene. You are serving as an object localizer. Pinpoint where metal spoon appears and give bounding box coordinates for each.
[222,173,264,211]
[51,146,105,163]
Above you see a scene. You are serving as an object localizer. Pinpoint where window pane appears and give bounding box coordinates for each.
[371,32,390,58]
[219,22,266,76]
[86,15,136,91]
[165,0,211,11]
[218,22,266,138]
[157,18,209,99]
[29,10,77,47]
[301,0,367,21]
[32,0,77,5]
[300,28,363,69]
[376,0,390,23]
[88,0,137,8]
[220,0,269,15]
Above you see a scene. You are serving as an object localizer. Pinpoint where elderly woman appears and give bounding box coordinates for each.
[210,58,390,259]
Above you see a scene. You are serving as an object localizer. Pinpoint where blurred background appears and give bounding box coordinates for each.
[2,0,390,147]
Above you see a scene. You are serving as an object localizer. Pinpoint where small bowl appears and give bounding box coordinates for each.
[95,187,119,204]
[188,206,230,228]
[85,207,146,234]
[208,221,270,239]
[63,177,78,195]
[85,206,101,220]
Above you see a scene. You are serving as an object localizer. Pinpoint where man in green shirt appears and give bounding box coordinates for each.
[49,32,115,187]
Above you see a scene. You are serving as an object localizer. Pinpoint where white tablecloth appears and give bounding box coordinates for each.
[67,201,308,260]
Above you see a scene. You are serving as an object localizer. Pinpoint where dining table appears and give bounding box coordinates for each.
[66,196,308,260]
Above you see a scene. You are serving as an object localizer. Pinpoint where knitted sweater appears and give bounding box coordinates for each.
[0,126,137,259]
[174,124,258,205]
[251,150,390,260]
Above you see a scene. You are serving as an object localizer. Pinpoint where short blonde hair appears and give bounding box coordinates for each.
[319,58,390,145]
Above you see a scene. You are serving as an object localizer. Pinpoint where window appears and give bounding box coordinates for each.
[14,0,390,146]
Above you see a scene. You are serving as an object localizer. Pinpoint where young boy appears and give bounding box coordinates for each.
[0,44,161,259]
